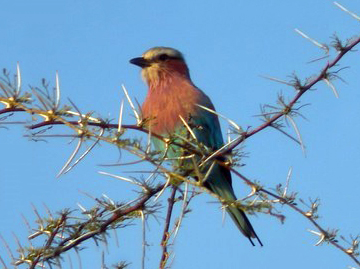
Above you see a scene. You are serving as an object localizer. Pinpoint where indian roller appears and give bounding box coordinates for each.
[130,47,262,246]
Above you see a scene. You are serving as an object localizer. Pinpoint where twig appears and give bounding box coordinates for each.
[159,186,177,269]
[229,167,360,266]
[211,35,360,159]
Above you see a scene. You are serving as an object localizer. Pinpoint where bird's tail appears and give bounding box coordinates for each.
[205,165,263,246]
[226,204,263,246]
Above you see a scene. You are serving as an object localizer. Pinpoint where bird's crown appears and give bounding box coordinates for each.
[142,47,184,62]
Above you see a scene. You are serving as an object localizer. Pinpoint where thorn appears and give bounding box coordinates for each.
[16,62,21,94]
[285,115,306,156]
[55,71,61,109]
[283,167,293,197]
[57,137,83,178]
[323,78,339,98]
[295,29,329,53]
[98,171,144,188]
[173,182,189,239]
[178,115,197,140]
[308,229,326,246]
[154,176,170,202]
[259,75,294,86]
[122,84,141,125]
[118,98,124,134]
[334,2,360,22]
[196,104,242,132]
[62,128,104,175]
[140,210,146,269]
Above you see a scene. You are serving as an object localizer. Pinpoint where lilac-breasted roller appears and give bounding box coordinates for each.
[130,47,262,246]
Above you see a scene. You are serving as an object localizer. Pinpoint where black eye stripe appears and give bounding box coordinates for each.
[158,54,168,61]
[157,54,179,61]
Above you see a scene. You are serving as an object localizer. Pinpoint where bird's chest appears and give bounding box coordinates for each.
[142,85,200,135]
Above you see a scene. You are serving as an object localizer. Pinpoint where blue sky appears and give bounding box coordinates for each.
[1,1,360,268]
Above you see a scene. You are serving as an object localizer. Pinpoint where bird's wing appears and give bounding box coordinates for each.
[190,89,224,150]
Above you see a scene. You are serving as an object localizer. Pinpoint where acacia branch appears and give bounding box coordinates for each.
[1,21,359,269]
[222,35,360,155]
[9,35,358,166]
[13,184,165,268]
[159,186,177,269]
[229,167,360,266]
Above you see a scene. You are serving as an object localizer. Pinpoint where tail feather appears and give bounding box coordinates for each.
[205,165,262,246]
[226,205,263,246]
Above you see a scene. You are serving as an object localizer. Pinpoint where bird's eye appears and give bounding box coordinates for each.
[158,54,169,61]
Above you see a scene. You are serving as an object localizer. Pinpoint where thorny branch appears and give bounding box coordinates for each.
[5,184,164,268]
[220,34,360,157]
[159,186,177,269]
[3,35,358,161]
[1,6,360,268]
[229,167,360,266]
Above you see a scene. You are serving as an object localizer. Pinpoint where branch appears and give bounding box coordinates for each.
[12,184,165,268]
[1,13,360,269]
[221,35,360,156]
[229,167,360,266]
[159,186,177,269]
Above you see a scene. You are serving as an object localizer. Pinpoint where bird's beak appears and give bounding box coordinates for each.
[129,57,151,68]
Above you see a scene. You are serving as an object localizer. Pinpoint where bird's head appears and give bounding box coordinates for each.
[130,47,190,86]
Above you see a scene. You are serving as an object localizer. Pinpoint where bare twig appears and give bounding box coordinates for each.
[159,186,177,269]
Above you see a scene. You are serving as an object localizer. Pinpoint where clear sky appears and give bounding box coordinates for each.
[1,1,360,268]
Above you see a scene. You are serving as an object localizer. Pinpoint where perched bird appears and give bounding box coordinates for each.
[130,47,262,246]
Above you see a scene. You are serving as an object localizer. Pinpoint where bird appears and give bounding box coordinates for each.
[130,47,262,246]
